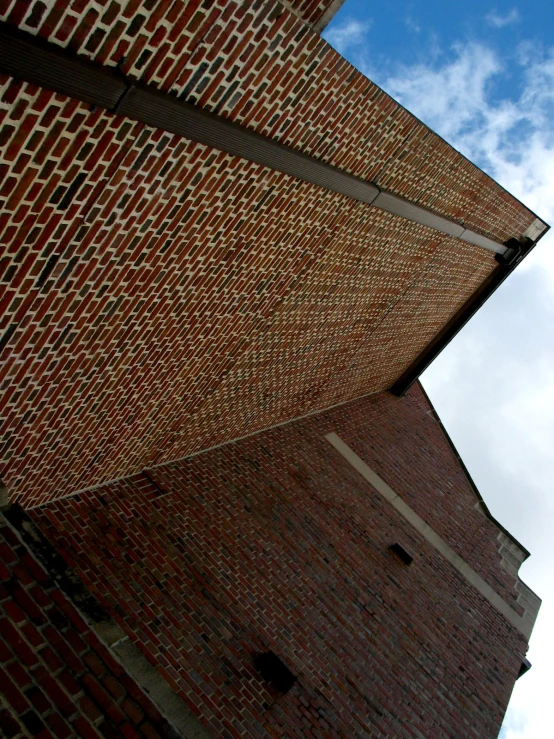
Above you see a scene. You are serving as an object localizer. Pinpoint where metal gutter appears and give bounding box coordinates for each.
[115,84,381,206]
[389,231,550,397]
[0,22,518,257]
[0,22,126,108]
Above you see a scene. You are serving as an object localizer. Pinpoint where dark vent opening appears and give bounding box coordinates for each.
[254,651,296,693]
[389,543,413,566]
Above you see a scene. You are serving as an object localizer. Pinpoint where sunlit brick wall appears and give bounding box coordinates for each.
[0,1,538,506]
[0,0,536,240]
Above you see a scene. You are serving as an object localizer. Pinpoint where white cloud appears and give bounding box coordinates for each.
[324,18,371,55]
[381,43,503,139]
[404,16,421,34]
[486,8,520,28]
[377,44,554,282]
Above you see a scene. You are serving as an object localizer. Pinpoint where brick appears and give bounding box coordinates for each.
[0,666,29,713]
[121,698,143,725]
[82,673,126,725]
[34,671,76,718]
[102,674,125,701]
[20,709,46,736]
[46,713,73,739]
[4,598,26,624]
[119,721,141,739]
[39,645,64,674]
[0,4,541,738]
[21,385,530,739]
[58,670,82,697]
[0,1,537,509]
[83,651,107,677]
[8,581,47,624]
[79,695,103,722]
[43,626,85,673]
[24,685,52,713]
[20,552,52,585]
[0,560,11,581]
[47,592,90,633]
[0,618,39,667]
[63,629,88,656]
[71,716,103,739]
[140,723,163,739]
[97,721,122,739]
[0,541,17,565]
[21,620,46,649]
[0,709,22,738]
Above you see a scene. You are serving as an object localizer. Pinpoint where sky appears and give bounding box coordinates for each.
[323,3,554,738]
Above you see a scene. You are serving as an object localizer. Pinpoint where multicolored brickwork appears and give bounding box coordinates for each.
[0,0,540,506]
[31,386,529,739]
[0,0,537,240]
[0,514,185,738]
[0,78,498,507]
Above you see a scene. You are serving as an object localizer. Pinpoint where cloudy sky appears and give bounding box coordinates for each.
[323,3,554,737]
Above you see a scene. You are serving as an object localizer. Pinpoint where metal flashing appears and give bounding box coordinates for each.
[518,657,532,679]
[390,226,548,397]
[390,265,507,396]
[372,190,466,239]
[0,22,515,257]
[0,23,125,109]
[459,228,507,254]
[116,85,381,206]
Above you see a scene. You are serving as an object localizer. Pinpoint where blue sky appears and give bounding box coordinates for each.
[334,0,554,89]
[323,4,554,738]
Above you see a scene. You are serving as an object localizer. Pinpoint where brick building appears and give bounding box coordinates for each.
[0,1,547,737]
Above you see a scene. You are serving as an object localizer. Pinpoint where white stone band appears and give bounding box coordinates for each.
[325,432,537,639]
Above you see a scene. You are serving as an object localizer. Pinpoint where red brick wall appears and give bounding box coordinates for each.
[31,388,528,738]
[0,83,497,507]
[0,0,539,507]
[0,515,183,738]
[0,0,537,240]
[287,0,341,27]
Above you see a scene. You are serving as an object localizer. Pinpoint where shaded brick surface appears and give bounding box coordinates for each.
[32,386,528,739]
[0,0,540,507]
[0,516,183,739]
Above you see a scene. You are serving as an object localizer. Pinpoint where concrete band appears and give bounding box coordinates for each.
[324,432,535,639]
[314,0,350,33]
[2,504,212,739]
[95,622,213,739]
[0,22,510,256]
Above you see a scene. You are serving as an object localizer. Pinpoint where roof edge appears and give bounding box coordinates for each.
[415,380,531,561]
[390,224,551,397]
[313,0,348,32]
